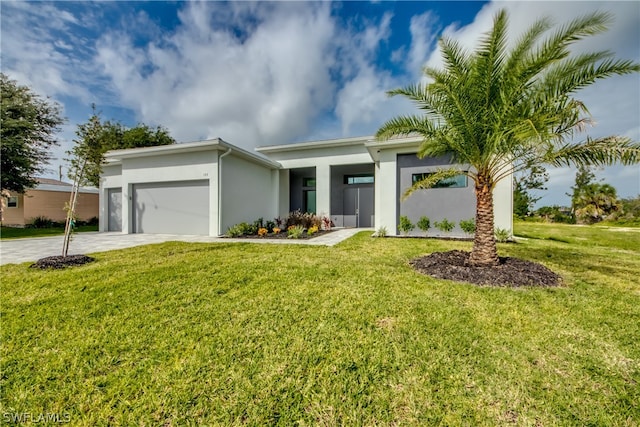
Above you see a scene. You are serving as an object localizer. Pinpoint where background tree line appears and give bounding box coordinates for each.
[514,164,639,225]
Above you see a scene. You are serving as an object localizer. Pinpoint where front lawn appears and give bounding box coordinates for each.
[1,223,638,425]
[0,225,98,239]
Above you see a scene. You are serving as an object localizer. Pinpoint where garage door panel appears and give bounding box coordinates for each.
[133,180,209,235]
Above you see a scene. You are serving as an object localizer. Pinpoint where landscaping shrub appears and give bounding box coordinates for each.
[434,218,455,233]
[265,220,276,233]
[226,222,256,237]
[398,216,414,235]
[29,216,54,228]
[321,216,333,231]
[495,227,511,242]
[287,225,304,239]
[417,216,431,236]
[374,226,387,237]
[459,218,476,235]
[285,210,322,229]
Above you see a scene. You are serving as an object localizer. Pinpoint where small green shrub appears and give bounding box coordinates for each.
[226,222,257,237]
[495,227,511,242]
[287,225,305,239]
[374,226,387,237]
[265,220,276,233]
[226,223,247,237]
[459,218,476,235]
[76,216,100,227]
[434,218,455,233]
[252,217,265,232]
[398,216,414,235]
[416,216,431,235]
[29,216,54,229]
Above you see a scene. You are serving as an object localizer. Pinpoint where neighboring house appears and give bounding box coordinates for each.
[100,136,512,237]
[2,178,99,227]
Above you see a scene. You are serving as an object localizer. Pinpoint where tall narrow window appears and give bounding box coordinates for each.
[304,190,317,214]
[302,177,316,214]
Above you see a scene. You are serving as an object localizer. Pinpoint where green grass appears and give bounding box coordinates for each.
[1,223,639,425]
[0,225,98,239]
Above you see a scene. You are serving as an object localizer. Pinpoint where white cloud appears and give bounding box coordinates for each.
[2,0,637,201]
[407,11,439,76]
[94,2,338,147]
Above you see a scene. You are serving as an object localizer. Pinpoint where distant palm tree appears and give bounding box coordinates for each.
[575,183,621,223]
[376,9,639,266]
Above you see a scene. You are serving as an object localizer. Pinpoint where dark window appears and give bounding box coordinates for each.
[344,174,374,185]
[7,197,18,208]
[303,178,316,187]
[412,173,467,188]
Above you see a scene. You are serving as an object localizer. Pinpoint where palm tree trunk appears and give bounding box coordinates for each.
[469,176,499,267]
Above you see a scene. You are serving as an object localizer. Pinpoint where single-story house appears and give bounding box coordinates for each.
[99,136,512,237]
[2,178,99,227]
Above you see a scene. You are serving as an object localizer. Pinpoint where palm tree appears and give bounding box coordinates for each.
[376,9,639,267]
[574,183,621,223]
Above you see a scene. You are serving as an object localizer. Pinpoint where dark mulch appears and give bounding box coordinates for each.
[30,255,95,270]
[224,230,334,240]
[410,250,561,287]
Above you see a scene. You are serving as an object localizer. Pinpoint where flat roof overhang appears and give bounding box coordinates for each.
[104,138,281,169]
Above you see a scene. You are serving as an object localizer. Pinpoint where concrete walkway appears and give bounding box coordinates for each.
[0,228,370,266]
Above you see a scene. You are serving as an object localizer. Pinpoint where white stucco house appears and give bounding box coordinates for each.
[99,136,512,237]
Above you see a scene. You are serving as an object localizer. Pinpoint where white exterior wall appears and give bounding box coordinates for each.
[372,144,513,236]
[493,173,513,236]
[220,153,278,234]
[374,150,399,234]
[100,151,220,235]
[262,144,373,218]
[100,163,123,232]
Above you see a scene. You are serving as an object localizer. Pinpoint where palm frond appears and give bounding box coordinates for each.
[517,11,612,85]
[474,8,508,110]
[542,55,640,97]
[504,15,553,79]
[547,136,640,167]
[401,168,465,201]
[439,37,470,78]
[375,115,435,141]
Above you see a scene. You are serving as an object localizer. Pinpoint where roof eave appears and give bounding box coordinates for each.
[256,135,376,154]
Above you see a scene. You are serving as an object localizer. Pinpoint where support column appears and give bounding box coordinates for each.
[316,163,331,217]
[278,169,290,218]
[375,151,398,234]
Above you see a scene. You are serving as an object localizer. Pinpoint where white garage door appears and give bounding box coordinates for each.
[133,180,209,235]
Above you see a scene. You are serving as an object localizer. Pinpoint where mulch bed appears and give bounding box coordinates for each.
[410,250,561,287]
[224,230,334,240]
[30,255,95,270]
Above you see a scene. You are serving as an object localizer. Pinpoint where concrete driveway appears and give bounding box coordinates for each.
[0,229,366,266]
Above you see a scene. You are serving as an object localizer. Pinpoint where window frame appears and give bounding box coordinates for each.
[6,196,18,208]
[344,174,375,185]
[302,177,316,188]
[411,172,468,189]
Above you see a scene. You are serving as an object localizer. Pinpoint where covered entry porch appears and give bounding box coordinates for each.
[286,163,374,228]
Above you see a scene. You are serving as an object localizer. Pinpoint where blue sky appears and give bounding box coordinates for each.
[2,1,638,206]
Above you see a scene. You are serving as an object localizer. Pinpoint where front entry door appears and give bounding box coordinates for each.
[343,186,374,227]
